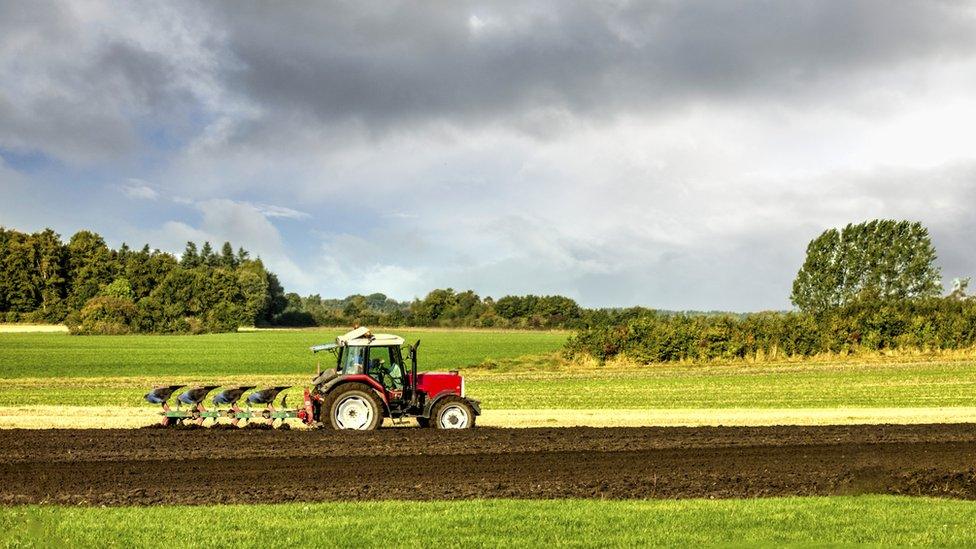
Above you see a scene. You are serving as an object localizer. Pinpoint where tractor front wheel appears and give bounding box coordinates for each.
[325,383,383,430]
[431,397,475,429]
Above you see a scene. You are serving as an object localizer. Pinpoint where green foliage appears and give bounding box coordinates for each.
[567,298,976,363]
[71,296,139,335]
[0,227,283,334]
[288,289,584,329]
[101,277,134,300]
[4,497,976,547]
[66,230,114,310]
[792,220,942,313]
[179,241,200,268]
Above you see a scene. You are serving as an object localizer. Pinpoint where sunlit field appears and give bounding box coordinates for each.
[1,331,975,414]
[4,496,976,547]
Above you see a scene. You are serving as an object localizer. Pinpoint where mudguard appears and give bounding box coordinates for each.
[423,391,482,418]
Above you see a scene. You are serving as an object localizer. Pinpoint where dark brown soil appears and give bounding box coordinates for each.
[3,424,976,505]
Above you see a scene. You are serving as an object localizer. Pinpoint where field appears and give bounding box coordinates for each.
[6,496,976,547]
[0,329,568,379]
[2,331,976,428]
[5,424,976,504]
[3,328,976,546]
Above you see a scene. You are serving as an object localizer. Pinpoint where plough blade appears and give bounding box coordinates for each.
[175,385,221,425]
[212,386,255,407]
[144,385,184,406]
[145,385,185,426]
[212,386,255,427]
[247,386,290,406]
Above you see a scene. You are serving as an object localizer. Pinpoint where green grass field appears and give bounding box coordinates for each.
[0,330,568,379]
[4,496,975,547]
[1,331,975,409]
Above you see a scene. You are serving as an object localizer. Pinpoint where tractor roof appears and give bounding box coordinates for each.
[310,327,405,353]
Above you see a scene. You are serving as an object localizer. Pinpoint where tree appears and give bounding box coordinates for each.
[220,242,237,268]
[237,262,269,326]
[200,241,217,267]
[180,242,200,268]
[264,271,288,321]
[102,277,135,300]
[791,220,942,313]
[66,230,114,310]
[2,230,41,312]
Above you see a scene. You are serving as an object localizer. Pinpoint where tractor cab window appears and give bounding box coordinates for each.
[340,346,367,375]
[367,346,405,391]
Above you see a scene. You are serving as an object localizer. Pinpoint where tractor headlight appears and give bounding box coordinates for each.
[461,377,465,398]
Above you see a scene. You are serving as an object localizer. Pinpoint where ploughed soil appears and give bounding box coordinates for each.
[3,424,976,505]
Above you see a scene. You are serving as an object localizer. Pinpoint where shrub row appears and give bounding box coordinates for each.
[565,297,976,363]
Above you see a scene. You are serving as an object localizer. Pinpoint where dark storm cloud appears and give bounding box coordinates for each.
[0,1,206,163]
[209,0,976,134]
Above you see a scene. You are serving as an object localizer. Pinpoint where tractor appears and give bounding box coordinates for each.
[145,327,481,430]
[309,327,480,429]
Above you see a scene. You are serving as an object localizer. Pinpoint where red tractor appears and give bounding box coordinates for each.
[307,327,481,430]
[145,327,480,430]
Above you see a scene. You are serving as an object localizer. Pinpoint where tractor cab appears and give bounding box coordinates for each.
[309,327,480,430]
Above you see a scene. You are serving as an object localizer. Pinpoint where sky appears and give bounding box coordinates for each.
[2,0,976,311]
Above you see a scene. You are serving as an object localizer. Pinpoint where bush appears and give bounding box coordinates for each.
[273,310,316,327]
[566,297,976,364]
[71,296,138,335]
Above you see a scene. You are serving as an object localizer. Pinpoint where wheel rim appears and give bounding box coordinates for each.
[438,405,468,429]
[335,395,373,430]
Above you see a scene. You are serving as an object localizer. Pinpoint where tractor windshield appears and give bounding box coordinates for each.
[339,346,367,375]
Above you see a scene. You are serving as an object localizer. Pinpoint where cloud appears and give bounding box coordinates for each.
[121,179,159,200]
[203,0,976,144]
[0,1,225,164]
[248,203,310,220]
[4,1,976,310]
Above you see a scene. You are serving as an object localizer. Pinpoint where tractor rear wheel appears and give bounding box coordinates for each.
[431,397,475,429]
[325,383,383,430]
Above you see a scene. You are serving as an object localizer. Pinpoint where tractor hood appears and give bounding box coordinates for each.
[415,371,463,397]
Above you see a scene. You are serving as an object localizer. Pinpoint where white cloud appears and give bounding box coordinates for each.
[248,202,310,220]
[121,179,159,200]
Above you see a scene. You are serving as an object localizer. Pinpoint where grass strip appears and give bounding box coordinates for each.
[2,496,975,547]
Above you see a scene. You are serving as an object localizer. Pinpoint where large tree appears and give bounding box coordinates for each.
[791,220,942,313]
[66,231,115,310]
[33,229,68,320]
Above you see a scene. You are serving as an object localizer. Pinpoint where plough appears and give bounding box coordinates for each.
[145,327,481,430]
[144,384,313,428]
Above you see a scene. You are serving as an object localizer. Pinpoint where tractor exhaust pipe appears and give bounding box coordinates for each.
[409,340,420,406]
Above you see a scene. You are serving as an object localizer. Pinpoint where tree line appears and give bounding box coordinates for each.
[274,289,586,329]
[567,220,976,362]
[0,227,287,334]
[5,219,969,353]
[0,226,591,333]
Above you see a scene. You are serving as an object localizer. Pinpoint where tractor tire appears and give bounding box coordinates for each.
[324,383,383,430]
[431,396,476,429]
